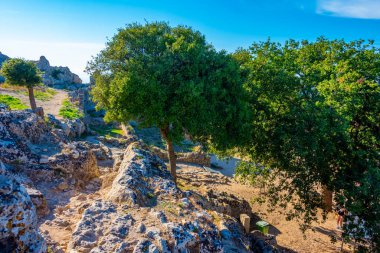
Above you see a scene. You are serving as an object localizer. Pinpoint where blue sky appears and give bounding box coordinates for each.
[1,0,379,82]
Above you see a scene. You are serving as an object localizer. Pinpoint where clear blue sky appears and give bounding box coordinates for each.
[1,0,379,82]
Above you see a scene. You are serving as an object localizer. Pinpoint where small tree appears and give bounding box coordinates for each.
[1,58,42,111]
[87,22,249,183]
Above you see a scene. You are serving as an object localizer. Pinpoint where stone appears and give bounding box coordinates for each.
[107,143,178,206]
[136,223,146,233]
[40,155,49,164]
[0,173,47,252]
[49,142,99,185]
[57,181,69,191]
[26,187,50,217]
[240,214,251,233]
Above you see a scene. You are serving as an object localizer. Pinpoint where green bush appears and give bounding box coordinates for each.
[58,99,83,119]
[0,94,28,110]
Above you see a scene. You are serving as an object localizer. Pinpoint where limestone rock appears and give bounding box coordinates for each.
[26,187,50,217]
[0,172,47,252]
[0,108,55,164]
[48,142,99,185]
[34,55,82,86]
[68,200,134,253]
[107,143,179,206]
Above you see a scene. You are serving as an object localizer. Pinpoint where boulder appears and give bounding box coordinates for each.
[0,108,54,164]
[26,187,50,217]
[107,143,178,206]
[0,171,47,252]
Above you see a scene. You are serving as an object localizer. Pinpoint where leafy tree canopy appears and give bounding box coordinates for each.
[87,22,250,181]
[237,38,380,249]
[1,58,41,87]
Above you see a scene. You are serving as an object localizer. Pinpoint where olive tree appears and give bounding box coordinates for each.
[1,58,42,111]
[87,22,249,183]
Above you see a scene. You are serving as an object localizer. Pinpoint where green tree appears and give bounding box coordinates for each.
[1,58,42,111]
[87,22,249,183]
[238,38,380,249]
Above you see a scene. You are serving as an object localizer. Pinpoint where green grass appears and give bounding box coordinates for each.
[1,83,57,101]
[58,99,83,120]
[0,94,28,110]
[21,87,57,101]
[91,125,124,137]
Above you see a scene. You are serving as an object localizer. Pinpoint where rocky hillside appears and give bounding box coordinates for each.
[0,52,82,86]
[0,106,254,252]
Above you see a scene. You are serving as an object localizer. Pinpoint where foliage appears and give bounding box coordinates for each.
[91,124,123,137]
[0,58,42,88]
[235,161,270,190]
[51,69,62,79]
[0,94,28,110]
[238,38,380,249]
[1,58,42,111]
[87,22,250,180]
[58,99,83,119]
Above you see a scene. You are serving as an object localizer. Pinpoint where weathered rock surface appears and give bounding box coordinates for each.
[26,187,50,217]
[47,114,86,139]
[0,108,54,164]
[35,56,82,86]
[0,165,47,252]
[48,142,99,185]
[107,143,179,205]
[66,142,250,253]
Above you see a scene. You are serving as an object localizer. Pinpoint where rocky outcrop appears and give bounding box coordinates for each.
[0,107,98,186]
[26,187,50,217]
[34,56,82,86]
[0,108,54,164]
[48,142,99,186]
[107,143,179,206]
[66,142,251,253]
[48,114,86,138]
[0,165,47,252]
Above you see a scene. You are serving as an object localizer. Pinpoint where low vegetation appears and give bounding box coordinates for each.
[91,124,123,137]
[1,83,57,101]
[58,99,83,119]
[0,94,28,110]
[22,87,56,101]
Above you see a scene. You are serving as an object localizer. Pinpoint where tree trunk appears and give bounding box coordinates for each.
[27,87,37,111]
[160,127,177,184]
[322,185,333,212]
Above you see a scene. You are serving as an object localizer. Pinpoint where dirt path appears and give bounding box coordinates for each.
[177,163,353,253]
[0,88,68,117]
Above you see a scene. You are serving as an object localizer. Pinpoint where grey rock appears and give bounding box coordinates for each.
[0,172,47,252]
